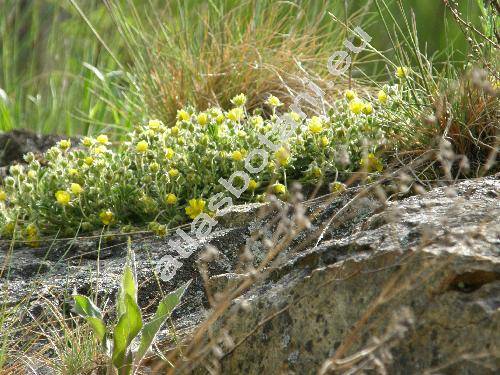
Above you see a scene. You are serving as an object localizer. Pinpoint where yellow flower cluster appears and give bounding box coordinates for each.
[0,82,416,238]
[55,191,71,206]
[349,98,374,115]
[185,198,206,219]
[308,116,323,134]
[266,95,283,107]
[360,153,384,173]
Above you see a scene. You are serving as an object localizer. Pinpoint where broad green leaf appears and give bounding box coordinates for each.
[87,317,107,343]
[112,294,143,370]
[112,313,129,371]
[135,280,191,364]
[124,294,143,341]
[73,295,103,319]
[73,295,106,343]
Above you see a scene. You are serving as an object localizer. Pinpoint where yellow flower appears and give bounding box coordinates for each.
[0,190,7,202]
[177,109,190,121]
[136,140,149,153]
[26,223,38,237]
[349,98,364,115]
[55,190,71,206]
[248,179,259,191]
[197,112,209,126]
[58,139,71,150]
[165,148,175,160]
[231,150,244,162]
[96,134,109,145]
[308,116,323,134]
[362,103,373,115]
[82,137,93,147]
[266,95,283,107]
[99,210,114,225]
[227,107,244,122]
[166,193,178,205]
[272,183,286,195]
[68,168,78,177]
[330,181,347,194]
[84,156,94,166]
[250,115,264,127]
[312,166,322,178]
[289,112,302,122]
[345,89,357,101]
[360,153,384,172]
[185,198,206,219]
[153,224,167,237]
[171,126,180,136]
[27,170,37,179]
[168,168,179,178]
[274,146,290,166]
[26,224,39,247]
[230,93,247,107]
[320,136,329,147]
[216,114,225,124]
[3,222,15,235]
[148,119,162,130]
[209,107,222,117]
[70,183,84,195]
[396,66,409,78]
[377,90,388,105]
[93,145,107,154]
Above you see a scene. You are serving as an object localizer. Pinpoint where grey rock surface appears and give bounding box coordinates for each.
[206,177,500,374]
[0,130,80,167]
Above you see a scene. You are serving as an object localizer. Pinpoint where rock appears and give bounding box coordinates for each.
[1,176,499,374]
[0,130,79,167]
[204,177,500,374]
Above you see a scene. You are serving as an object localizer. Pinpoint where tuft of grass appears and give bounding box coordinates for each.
[35,312,106,375]
[103,0,374,125]
[433,69,499,175]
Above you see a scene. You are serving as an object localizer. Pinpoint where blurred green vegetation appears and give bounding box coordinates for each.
[366,0,479,61]
[0,0,134,135]
[0,0,485,135]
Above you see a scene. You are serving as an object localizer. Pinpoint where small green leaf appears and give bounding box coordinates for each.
[73,295,106,343]
[117,265,137,317]
[73,295,103,319]
[135,280,191,364]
